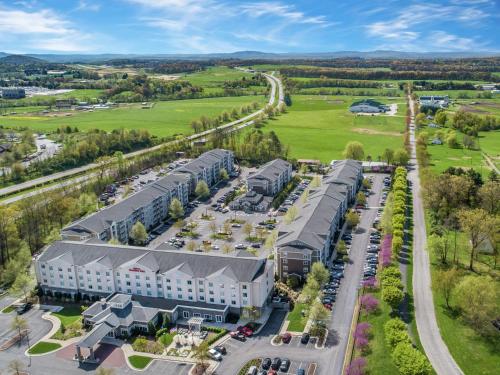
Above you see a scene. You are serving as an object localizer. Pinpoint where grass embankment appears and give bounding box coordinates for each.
[255,95,406,163]
[2,95,266,136]
[28,341,61,354]
[287,303,307,332]
[425,216,500,375]
[128,355,153,369]
[52,306,81,327]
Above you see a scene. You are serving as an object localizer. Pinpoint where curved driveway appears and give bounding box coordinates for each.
[408,95,463,375]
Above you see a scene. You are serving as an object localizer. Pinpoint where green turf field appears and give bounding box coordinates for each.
[2,95,266,137]
[0,89,104,108]
[256,95,406,162]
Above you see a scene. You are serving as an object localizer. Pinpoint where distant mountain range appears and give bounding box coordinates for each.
[0,50,499,63]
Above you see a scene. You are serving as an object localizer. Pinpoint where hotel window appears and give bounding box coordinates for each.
[118,280,121,284]
[188,288,193,293]
[209,290,214,295]
[80,283,84,288]
[107,286,112,291]
[43,279,47,283]
[188,296,193,301]
[106,272,110,277]
[209,298,214,303]
[283,266,288,271]
[126,281,131,286]
[135,275,140,280]
[86,270,90,274]
[177,294,182,299]
[67,268,71,272]
[60,281,64,287]
[208,282,213,287]
[243,293,247,298]
[59,274,63,279]
[231,300,236,305]
[166,279,171,283]
[69,276,73,280]
[145,276,150,281]
[127,288,132,293]
[136,282,141,287]
[137,290,142,295]
[198,280,204,285]
[146,283,151,288]
[147,291,152,296]
[157,284,162,289]
[242,285,247,290]
[199,288,204,293]
[177,287,182,292]
[88,285,93,289]
[87,277,92,282]
[220,298,225,304]
[58,267,63,272]
[41,264,46,269]
[49,266,53,270]
[97,278,101,283]
[187,280,192,285]
[158,290,163,296]
[304,260,309,265]
[303,267,308,273]
[282,259,288,264]
[97,286,102,291]
[116,272,120,277]
[125,274,129,279]
[96,271,100,276]
[167,293,172,298]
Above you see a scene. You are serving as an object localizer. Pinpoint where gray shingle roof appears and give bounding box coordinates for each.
[325,160,362,188]
[176,149,232,176]
[62,173,190,235]
[39,241,268,282]
[248,158,291,183]
[277,183,348,251]
[77,321,114,348]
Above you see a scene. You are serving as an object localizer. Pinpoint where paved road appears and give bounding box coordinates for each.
[408,95,463,375]
[0,72,283,203]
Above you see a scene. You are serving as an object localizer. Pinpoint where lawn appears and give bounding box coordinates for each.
[257,95,406,163]
[287,303,307,332]
[128,355,153,369]
[52,306,82,327]
[182,66,255,87]
[425,215,500,375]
[2,95,266,137]
[28,341,61,354]
[1,304,16,313]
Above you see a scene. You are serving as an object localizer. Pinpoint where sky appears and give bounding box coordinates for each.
[0,0,499,54]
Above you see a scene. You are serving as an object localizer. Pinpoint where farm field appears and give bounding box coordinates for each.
[182,66,255,87]
[1,95,266,137]
[0,89,105,108]
[415,89,498,100]
[254,95,407,162]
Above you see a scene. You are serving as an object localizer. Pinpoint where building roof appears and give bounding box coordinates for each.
[350,99,385,108]
[77,321,114,349]
[62,173,190,235]
[248,159,291,183]
[38,241,269,283]
[325,160,362,188]
[176,149,232,177]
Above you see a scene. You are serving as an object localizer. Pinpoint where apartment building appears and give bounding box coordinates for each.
[61,173,191,244]
[247,158,293,197]
[61,149,235,244]
[275,159,363,280]
[35,241,274,321]
[176,149,234,193]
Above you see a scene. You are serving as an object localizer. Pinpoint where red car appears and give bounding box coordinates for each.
[237,326,254,337]
[230,331,246,341]
[281,332,292,343]
[267,371,277,375]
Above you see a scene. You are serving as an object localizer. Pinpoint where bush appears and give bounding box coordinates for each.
[384,318,412,348]
[203,326,228,345]
[131,336,164,354]
[238,359,262,375]
[155,327,170,339]
[381,276,404,290]
[382,285,404,310]
[392,236,404,254]
[392,343,432,375]
[381,266,402,280]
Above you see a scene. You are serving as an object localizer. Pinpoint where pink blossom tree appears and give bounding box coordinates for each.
[360,294,379,314]
[346,357,367,375]
[381,234,393,267]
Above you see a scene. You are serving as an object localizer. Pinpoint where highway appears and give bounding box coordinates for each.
[0,72,283,205]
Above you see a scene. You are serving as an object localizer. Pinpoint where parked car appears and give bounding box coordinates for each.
[281,332,292,343]
[280,359,291,372]
[237,326,253,337]
[230,331,246,341]
[214,345,226,355]
[246,365,257,375]
[262,358,272,370]
[297,369,305,375]
[209,348,223,361]
[300,332,310,344]
[16,302,32,315]
[271,358,282,370]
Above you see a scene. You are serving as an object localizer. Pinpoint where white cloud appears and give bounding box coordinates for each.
[0,6,98,52]
[240,2,328,25]
[76,1,101,12]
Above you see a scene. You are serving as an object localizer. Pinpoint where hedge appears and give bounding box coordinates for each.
[238,359,262,375]
[203,326,228,346]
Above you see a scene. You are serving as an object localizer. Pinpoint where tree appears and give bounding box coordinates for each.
[310,175,322,188]
[284,205,298,224]
[457,209,498,271]
[11,273,33,303]
[243,305,260,321]
[382,148,395,165]
[11,316,28,339]
[394,149,409,166]
[382,285,404,311]
[346,210,360,228]
[309,300,330,328]
[169,198,184,220]
[300,188,310,203]
[454,275,498,332]
[174,219,186,230]
[8,359,26,375]
[478,181,500,215]
[129,221,147,245]
[78,192,97,216]
[195,181,210,200]
[208,221,217,235]
[343,141,364,160]
[428,234,449,264]
[435,268,458,309]
[264,230,278,250]
[219,168,229,180]
[186,241,197,252]
[222,243,232,254]
[356,191,366,206]
[192,341,210,372]
[242,222,253,238]
[301,278,320,303]
[415,113,427,128]
[435,110,447,126]
[108,238,121,245]
[309,262,329,286]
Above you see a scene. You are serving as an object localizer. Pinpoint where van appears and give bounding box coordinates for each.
[246,366,257,375]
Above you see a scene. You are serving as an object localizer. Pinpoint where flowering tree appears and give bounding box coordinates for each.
[360,294,379,314]
[381,234,393,267]
[354,322,372,352]
[346,357,367,375]
[362,277,377,289]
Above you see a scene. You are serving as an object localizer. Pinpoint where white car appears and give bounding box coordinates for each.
[209,348,223,361]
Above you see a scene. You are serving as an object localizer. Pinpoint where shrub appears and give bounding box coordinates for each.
[381,266,401,280]
[382,285,404,311]
[392,236,404,254]
[384,318,412,348]
[132,336,163,354]
[392,343,432,375]
[381,276,404,290]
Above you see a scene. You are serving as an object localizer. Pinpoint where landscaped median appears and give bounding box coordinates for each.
[128,355,153,370]
[1,304,16,314]
[27,341,61,355]
[238,358,262,375]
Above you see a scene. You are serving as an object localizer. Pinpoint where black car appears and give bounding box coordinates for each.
[271,357,282,370]
[280,359,291,372]
[262,357,272,370]
[214,345,226,355]
[300,332,310,344]
[16,302,32,315]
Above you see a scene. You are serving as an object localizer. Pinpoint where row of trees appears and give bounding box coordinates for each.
[342,141,410,166]
[190,101,260,133]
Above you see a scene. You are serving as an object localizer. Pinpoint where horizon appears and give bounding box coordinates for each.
[0,0,499,55]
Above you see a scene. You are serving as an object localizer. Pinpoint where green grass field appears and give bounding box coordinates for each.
[257,95,406,162]
[128,355,153,369]
[287,303,307,332]
[52,306,82,327]
[28,341,61,354]
[182,66,255,87]
[0,89,104,109]
[2,95,266,137]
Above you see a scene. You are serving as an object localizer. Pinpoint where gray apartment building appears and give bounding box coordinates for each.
[35,241,274,322]
[176,149,234,194]
[247,158,292,197]
[61,149,234,244]
[275,159,363,280]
